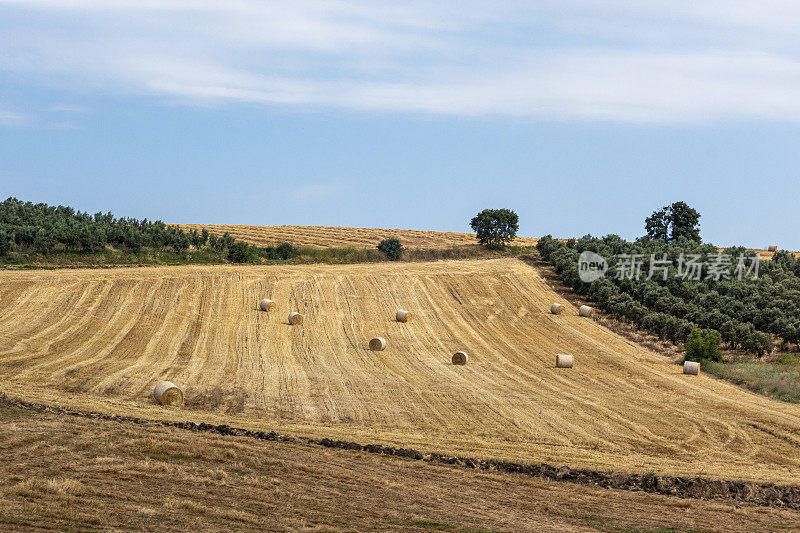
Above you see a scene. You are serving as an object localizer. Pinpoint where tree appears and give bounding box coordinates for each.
[470,208,519,249]
[684,329,705,362]
[227,241,256,263]
[645,202,701,243]
[276,242,297,260]
[685,329,721,362]
[0,229,13,255]
[377,238,403,261]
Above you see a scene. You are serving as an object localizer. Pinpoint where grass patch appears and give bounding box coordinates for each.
[404,520,458,530]
[703,360,800,403]
[0,403,36,420]
[583,517,704,533]
[141,451,201,463]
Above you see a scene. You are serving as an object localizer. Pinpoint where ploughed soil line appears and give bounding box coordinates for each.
[3,393,799,511]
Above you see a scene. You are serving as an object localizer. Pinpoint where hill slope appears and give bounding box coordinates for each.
[175,223,539,248]
[2,258,800,484]
[3,402,799,532]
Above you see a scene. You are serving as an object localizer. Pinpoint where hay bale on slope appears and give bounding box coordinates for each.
[288,312,303,325]
[396,310,412,323]
[579,305,594,317]
[259,299,275,311]
[550,303,564,315]
[556,354,573,368]
[684,361,700,375]
[369,337,387,351]
[768,245,778,252]
[154,381,184,406]
[452,351,468,365]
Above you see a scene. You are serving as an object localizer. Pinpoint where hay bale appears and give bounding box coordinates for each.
[550,303,564,315]
[452,351,468,365]
[683,361,700,375]
[369,337,387,351]
[153,381,184,406]
[288,312,303,325]
[396,309,412,323]
[768,245,778,252]
[259,298,275,311]
[579,305,594,317]
[556,354,573,368]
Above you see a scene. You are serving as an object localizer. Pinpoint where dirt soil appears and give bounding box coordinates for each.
[3,401,800,532]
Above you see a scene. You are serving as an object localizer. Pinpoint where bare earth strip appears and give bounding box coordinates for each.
[2,258,800,485]
[174,223,540,248]
[2,404,800,532]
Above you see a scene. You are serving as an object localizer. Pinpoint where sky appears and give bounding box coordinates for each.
[1,1,799,249]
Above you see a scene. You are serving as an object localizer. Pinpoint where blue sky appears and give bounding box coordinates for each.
[1,1,799,249]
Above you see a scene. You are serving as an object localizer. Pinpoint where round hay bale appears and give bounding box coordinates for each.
[396,309,412,323]
[579,305,594,317]
[154,381,184,407]
[452,351,468,365]
[683,361,700,375]
[369,337,387,351]
[556,354,573,368]
[259,298,275,311]
[768,245,778,252]
[550,303,564,315]
[288,312,303,325]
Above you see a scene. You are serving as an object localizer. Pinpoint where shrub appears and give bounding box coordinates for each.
[276,242,298,260]
[685,329,721,362]
[227,241,256,263]
[377,237,403,261]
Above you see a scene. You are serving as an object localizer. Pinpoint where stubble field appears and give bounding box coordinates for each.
[2,258,800,487]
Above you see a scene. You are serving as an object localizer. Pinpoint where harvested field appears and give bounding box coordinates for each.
[4,403,800,532]
[3,258,800,485]
[175,223,539,249]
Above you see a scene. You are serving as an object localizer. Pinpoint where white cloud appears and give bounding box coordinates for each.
[0,109,29,127]
[2,1,800,122]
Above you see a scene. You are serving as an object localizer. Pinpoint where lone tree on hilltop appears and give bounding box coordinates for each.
[645,201,701,243]
[470,208,519,249]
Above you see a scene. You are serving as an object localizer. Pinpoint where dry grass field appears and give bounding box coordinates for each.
[3,403,800,532]
[3,258,800,487]
[175,223,540,249]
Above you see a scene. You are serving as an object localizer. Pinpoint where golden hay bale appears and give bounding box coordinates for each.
[369,337,387,351]
[550,303,564,315]
[768,245,778,252]
[452,351,468,365]
[396,309,412,323]
[556,354,573,368]
[153,381,184,406]
[288,312,303,325]
[579,305,594,317]
[683,361,700,375]
[259,298,275,311]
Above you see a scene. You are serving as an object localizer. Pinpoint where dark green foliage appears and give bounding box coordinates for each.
[470,208,519,249]
[645,201,701,243]
[0,197,270,265]
[685,329,722,362]
[275,242,298,260]
[227,241,257,263]
[377,237,403,260]
[537,233,800,356]
[0,229,13,255]
[0,197,193,255]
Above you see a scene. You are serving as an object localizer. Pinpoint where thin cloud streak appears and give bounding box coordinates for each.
[2,1,800,122]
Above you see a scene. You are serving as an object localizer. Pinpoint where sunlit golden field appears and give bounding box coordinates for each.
[3,258,800,486]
